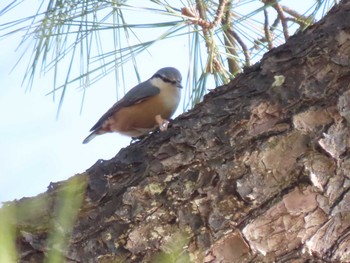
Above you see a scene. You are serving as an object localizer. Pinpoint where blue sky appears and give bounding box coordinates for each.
[0,0,326,204]
[0,36,189,204]
[0,1,190,204]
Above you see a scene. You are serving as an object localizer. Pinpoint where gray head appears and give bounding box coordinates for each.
[152,67,182,88]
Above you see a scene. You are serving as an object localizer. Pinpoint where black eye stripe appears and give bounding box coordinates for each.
[153,73,177,85]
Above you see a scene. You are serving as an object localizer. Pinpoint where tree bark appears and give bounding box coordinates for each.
[8,0,350,262]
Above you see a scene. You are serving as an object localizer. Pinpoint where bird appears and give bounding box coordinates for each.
[82,67,182,144]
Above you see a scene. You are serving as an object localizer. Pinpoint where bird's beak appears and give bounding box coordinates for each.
[177,83,183,89]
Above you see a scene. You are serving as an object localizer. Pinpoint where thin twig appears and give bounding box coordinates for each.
[272,1,289,39]
[262,0,289,40]
[182,0,227,30]
[270,16,280,31]
[194,0,210,50]
[282,5,313,30]
[285,17,309,29]
[263,8,273,50]
[227,27,250,67]
[253,15,280,50]
[211,0,228,29]
[222,1,240,74]
[193,0,226,73]
[281,5,313,23]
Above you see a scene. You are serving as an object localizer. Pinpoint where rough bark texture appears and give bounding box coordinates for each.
[9,0,350,262]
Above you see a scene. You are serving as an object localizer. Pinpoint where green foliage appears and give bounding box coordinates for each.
[0,175,86,263]
[0,205,17,263]
[151,231,191,263]
[0,0,339,114]
[45,176,86,263]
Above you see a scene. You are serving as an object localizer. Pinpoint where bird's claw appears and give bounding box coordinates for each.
[155,114,169,132]
[129,115,170,144]
[160,120,169,131]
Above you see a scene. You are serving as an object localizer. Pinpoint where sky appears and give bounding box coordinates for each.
[0,1,190,204]
[0,0,329,204]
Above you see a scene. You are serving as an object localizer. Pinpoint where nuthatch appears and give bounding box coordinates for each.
[83,67,182,144]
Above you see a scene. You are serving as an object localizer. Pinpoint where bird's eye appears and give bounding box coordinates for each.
[154,74,177,85]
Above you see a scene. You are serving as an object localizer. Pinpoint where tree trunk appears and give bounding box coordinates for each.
[7,1,350,262]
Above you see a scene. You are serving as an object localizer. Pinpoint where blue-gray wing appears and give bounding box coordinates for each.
[89,79,160,132]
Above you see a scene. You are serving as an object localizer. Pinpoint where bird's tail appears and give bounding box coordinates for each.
[82,131,97,144]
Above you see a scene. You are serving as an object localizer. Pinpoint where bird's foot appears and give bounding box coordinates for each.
[131,133,150,143]
[130,137,141,144]
[155,114,169,131]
